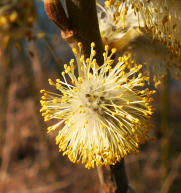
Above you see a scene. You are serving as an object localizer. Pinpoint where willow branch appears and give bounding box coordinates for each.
[65,0,104,60]
[44,0,104,63]
[43,1,128,193]
[44,0,71,31]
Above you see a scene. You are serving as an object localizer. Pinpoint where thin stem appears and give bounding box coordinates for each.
[160,72,170,179]
[110,161,128,193]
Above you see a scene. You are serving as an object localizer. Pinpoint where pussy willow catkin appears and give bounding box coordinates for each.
[40,43,155,169]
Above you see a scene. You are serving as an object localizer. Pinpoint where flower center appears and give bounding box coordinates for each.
[85,93,104,112]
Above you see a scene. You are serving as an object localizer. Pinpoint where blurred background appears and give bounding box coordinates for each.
[0,1,180,193]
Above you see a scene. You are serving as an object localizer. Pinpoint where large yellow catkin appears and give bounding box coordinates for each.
[40,43,155,169]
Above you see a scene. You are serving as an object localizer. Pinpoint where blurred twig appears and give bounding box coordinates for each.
[0,82,17,173]
[160,72,170,178]
[28,42,44,88]
[19,41,53,169]
[160,153,181,193]
[41,38,64,73]
[0,45,12,157]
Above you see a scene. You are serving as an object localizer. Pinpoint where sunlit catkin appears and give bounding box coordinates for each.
[98,0,181,85]
[40,43,155,169]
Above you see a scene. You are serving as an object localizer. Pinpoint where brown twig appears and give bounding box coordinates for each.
[110,161,128,193]
[44,0,71,31]
[44,0,104,64]
[97,161,128,193]
[65,0,104,60]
